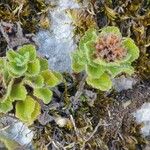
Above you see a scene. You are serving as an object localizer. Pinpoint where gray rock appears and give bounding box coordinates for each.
[0,116,33,148]
[34,0,79,72]
[112,76,137,92]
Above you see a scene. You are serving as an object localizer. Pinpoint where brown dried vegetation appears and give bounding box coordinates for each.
[0,0,49,33]
[94,34,127,62]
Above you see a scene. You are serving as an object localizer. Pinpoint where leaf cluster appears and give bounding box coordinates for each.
[0,44,62,124]
[71,26,139,91]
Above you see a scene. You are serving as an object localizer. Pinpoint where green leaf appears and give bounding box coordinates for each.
[38,57,49,71]
[41,70,61,87]
[122,38,139,62]
[84,41,96,65]
[24,75,44,88]
[26,59,40,76]
[99,26,122,37]
[3,69,11,86]
[7,50,29,66]
[53,71,63,83]
[31,101,41,121]
[119,53,131,64]
[86,73,112,91]
[79,28,97,51]
[0,79,14,102]
[7,62,27,77]
[15,54,29,67]
[34,88,53,104]
[6,50,19,62]
[93,58,120,67]
[18,44,36,61]
[72,62,84,73]
[16,96,40,124]
[10,83,27,101]
[0,59,11,85]
[71,51,85,73]
[0,58,5,70]
[0,98,13,113]
[86,64,105,79]
[107,64,135,77]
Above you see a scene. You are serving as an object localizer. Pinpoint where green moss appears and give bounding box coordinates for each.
[136,53,150,79]
[0,0,49,33]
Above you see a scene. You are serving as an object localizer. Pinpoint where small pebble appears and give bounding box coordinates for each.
[55,117,68,127]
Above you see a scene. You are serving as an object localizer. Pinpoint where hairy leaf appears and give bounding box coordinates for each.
[71,51,85,72]
[79,28,97,51]
[0,98,13,113]
[34,88,52,104]
[93,58,120,67]
[7,62,27,77]
[0,79,13,102]
[86,73,112,91]
[107,64,135,78]
[122,38,140,62]
[6,50,19,62]
[16,96,40,124]
[3,69,11,86]
[84,41,96,65]
[7,50,29,66]
[86,64,105,79]
[25,75,44,88]
[10,83,27,101]
[38,57,49,71]
[52,71,63,83]
[31,101,41,122]
[99,26,122,37]
[26,59,40,76]
[18,44,36,61]
[41,70,61,87]
[0,58,5,70]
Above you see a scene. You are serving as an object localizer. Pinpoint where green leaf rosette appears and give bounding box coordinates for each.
[0,44,63,124]
[71,26,139,91]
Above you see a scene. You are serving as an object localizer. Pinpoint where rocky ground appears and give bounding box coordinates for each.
[0,0,149,150]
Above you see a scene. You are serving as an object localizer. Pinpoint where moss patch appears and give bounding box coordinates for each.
[0,0,50,33]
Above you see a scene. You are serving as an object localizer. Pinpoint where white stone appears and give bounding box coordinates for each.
[112,76,137,92]
[34,0,80,72]
[133,103,150,136]
[55,117,68,127]
[0,116,33,146]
